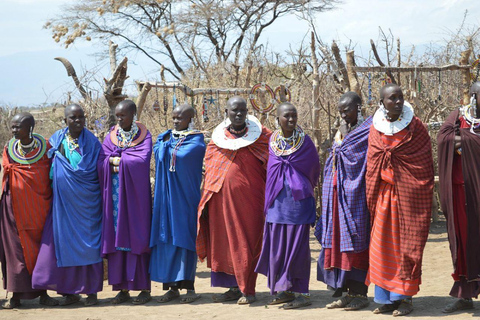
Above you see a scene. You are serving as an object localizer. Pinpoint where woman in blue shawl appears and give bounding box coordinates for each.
[32,104,103,307]
[150,104,205,303]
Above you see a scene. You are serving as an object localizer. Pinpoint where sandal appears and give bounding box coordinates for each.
[39,294,59,307]
[157,289,180,303]
[344,295,369,311]
[85,294,98,306]
[2,298,21,309]
[283,295,312,310]
[269,291,295,305]
[443,298,474,313]
[373,301,400,314]
[112,291,131,305]
[132,290,152,305]
[61,294,81,306]
[212,288,242,303]
[180,291,201,304]
[237,295,256,305]
[393,299,413,317]
[326,294,353,309]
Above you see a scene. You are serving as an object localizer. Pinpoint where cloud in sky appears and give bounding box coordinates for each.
[1,0,480,105]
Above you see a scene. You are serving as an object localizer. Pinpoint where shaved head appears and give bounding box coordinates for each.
[226,96,247,110]
[12,112,35,129]
[277,102,296,116]
[173,103,195,119]
[65,103,84,118]
[339,91,362,106]
[116,99,137,115]
[470,82,480,95]
[380,83,402,100]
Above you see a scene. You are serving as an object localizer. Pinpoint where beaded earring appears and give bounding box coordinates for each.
[133,114,138,123]
[224,112,228,126]
[29,126,33,139]
[275,119,280,129]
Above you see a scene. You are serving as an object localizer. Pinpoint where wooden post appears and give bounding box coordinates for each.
[331,41,350,91]
[459,49,472,104]
[346,51,361,98]
[310,32,322,153]
[278,85,287,103]
[136,82,152,120]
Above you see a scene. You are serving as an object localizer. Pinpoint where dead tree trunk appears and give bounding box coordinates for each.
[54,57,89,101]
[310,32,322,153]
[104,41,128,128]
[346,51,361,98]
[459,48,472,104]
[331,41,350,91]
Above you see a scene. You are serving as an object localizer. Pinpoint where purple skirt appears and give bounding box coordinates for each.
[255,223,311,294]
[107,251,151,291]
[31,213,103,295]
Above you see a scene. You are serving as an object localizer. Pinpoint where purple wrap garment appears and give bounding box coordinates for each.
[264,135,320,224]
[98,124,152,290]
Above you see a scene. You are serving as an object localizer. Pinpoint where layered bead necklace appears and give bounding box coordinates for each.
[66,131,79,153]
[169,129,200,172]
[228,125,247,136]
[17,138,37,157]
[270,126,305,156]
[462,102,480,135]
[117,122,139,149]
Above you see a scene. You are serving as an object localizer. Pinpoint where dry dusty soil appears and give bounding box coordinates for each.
[1,219,479,319]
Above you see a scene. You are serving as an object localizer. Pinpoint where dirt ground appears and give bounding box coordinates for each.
[1,219,479,320]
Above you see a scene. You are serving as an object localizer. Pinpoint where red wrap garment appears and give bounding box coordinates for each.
[365,116,433,293]
[197,126,271,295]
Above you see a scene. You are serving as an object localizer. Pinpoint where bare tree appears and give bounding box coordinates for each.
[45,0,340,81]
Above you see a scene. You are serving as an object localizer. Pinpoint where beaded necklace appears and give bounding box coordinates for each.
[17,138,37,157]
[270,126,305,156]
[66,132,79,153]
[228,125,247,136]
[116,122,139,149]
[461,102,480,135]
[169,129,201,172]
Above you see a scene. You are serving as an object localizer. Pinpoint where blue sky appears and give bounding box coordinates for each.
[1,0,479,106]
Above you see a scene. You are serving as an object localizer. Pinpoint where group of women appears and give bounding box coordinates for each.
[0,83,478,317]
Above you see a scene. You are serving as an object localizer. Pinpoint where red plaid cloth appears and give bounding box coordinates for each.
[366,116,433,280]
[196,127,271,260]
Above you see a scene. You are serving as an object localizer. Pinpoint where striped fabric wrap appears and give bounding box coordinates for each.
[366,116,434,280]
[316,116,372,253]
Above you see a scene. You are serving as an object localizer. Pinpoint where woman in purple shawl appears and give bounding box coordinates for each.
[315,92,371,311]
[255,102,320,309]
[98,100,153,305]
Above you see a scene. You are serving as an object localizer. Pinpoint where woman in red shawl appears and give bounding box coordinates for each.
[197,96,271,305]
[438,82,480,313]
[366,84,433,317]
[0,113,58,308]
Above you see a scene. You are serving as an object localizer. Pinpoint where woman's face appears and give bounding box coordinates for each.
[226,101,247,128]
[381,86,404,121]
[11,118,31,141]
[115,105,135,131]
[172,109,191,131]
[338,99,358,126]
[277,104,297,136]
[65,107,85,136]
